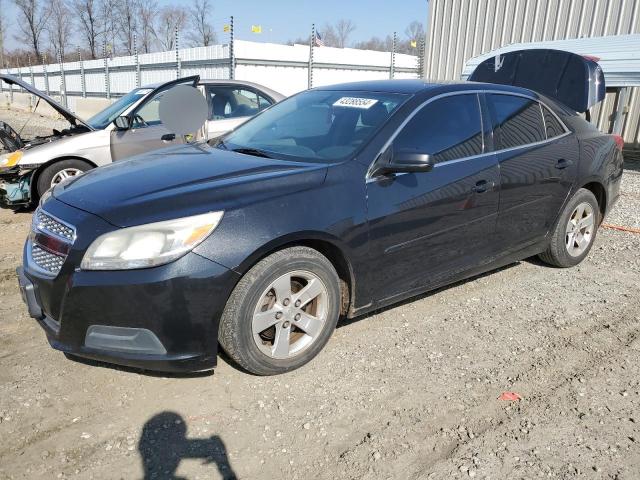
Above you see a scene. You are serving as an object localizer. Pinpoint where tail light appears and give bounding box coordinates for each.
[612,134,624,151]
[582,55,601,63]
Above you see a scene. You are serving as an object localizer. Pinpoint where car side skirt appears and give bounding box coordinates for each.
[349,239,548,319]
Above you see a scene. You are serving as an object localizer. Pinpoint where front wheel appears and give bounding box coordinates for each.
[538,188,600,268]
[218,246,341,375]
[36,159,93,197]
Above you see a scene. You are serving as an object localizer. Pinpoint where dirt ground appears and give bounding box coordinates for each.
[1,108,640,479]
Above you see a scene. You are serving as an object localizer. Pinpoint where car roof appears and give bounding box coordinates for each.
[140,79,285,101]
[314,79,539,98]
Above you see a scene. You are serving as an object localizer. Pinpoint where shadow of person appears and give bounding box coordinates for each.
[139,411,237,480]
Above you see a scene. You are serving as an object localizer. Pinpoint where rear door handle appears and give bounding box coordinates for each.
[555,158,573,169]
[161,133,176,142]
[472,179,494,193]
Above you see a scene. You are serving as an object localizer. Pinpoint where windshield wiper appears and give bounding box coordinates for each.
[231,147,273,159]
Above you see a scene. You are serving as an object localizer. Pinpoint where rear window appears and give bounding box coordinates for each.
[490,94,546,149]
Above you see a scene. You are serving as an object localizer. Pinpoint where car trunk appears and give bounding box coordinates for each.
[468,49,605,113]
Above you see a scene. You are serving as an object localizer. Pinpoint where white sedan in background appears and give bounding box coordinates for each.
[0,74,284,208]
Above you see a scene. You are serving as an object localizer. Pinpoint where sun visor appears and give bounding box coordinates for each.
[469,49,605,113]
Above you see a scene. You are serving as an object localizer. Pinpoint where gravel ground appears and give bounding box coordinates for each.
[1,109,639,479]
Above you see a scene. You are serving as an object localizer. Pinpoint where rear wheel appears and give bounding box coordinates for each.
[219,246,341,375]
[538,188,600,267]
[36,159,93,197]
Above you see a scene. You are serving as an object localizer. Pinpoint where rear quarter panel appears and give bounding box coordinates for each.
[556,109,623,217]
[575,130,623,217]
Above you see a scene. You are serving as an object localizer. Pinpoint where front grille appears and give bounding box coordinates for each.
[31,245,66,274]
[29,208,76,276]
[35,209,75,241]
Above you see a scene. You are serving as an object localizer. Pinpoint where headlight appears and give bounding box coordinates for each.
[81,211,224,270]
[0,150,23,168]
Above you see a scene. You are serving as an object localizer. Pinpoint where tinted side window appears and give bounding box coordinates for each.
[490,94,545,149]
[542,105,566,138]
[394,94,483,163]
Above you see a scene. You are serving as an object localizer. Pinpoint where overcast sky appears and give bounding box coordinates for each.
[3,0,429,51]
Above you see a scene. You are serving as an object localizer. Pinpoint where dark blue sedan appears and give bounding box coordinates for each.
[18,50,623,375]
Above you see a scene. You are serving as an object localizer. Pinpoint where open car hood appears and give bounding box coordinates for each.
[0,74,94,130]
[469,49,605,113]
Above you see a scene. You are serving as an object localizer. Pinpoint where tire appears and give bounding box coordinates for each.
[219,246,341,375]
[538,188,600,268]
[36,159,93,197]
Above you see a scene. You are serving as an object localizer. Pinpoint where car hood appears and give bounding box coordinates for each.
[53,143,329,227]
[0,74,94,130]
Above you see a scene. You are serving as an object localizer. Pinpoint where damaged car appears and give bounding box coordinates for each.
[0,74,284,208]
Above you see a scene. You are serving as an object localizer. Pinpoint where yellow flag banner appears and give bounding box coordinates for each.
[223,24,230,33]
[251,25,262,34]
[410,40,417,48]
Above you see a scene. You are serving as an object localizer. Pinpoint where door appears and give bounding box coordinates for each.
[110,76,200,161]
[366,93,500,302]
[488,93,579,249]
[204,85,275,139]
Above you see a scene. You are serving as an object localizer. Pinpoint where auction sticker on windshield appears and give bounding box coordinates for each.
[333,97,379,109]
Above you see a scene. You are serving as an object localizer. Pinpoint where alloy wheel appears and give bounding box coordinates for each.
[51,168,84,187]
[565,202,595,257]
[252,270,329,359]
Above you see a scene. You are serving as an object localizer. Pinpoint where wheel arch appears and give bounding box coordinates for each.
[235,232,356,317]
[580,180,607,222]
[31,156,97,199]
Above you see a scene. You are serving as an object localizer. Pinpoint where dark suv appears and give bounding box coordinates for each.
[18,51,623,375]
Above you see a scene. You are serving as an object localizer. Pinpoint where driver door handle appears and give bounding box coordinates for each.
[555,158,573,169]
[472,179,494,193]
[161,133,176,142]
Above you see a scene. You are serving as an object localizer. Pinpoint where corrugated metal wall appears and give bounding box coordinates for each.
[424,0,640,150]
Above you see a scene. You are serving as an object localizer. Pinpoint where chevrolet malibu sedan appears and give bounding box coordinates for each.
[18,50,623,375]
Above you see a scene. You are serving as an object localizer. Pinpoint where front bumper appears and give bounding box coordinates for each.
[18,203,241,372]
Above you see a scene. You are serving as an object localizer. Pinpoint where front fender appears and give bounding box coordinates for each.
[30,156,97,200]
[229,230,352,276]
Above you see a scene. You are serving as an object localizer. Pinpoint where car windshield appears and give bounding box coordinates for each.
[86,88,153,129]
[221,89,409,162]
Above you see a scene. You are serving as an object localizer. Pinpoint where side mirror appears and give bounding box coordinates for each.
[391,150,435,172]
[113,116,131,130]
[372,148,435,177]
